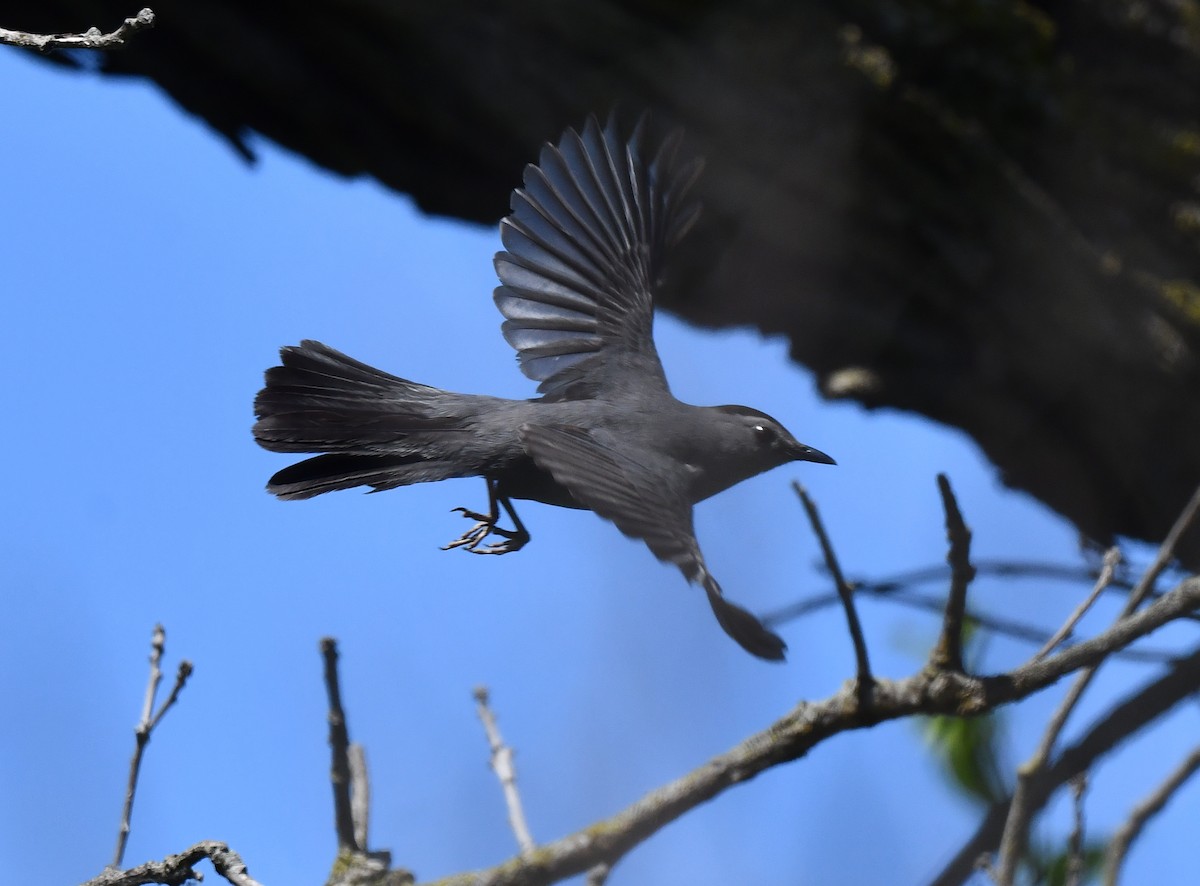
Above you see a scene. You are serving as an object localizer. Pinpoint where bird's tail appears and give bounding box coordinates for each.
[252,340,474,499]
[702,575,787,662]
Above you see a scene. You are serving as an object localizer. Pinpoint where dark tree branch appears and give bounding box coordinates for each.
[793,481,872,685]
[319,639,412,886]
[422,578,1200,886]
[0,7,153,52]
[768,549,1184,665]
[769,581,1177,665]
[931,474,976,673]
[321,637,360,853]
[850,559,1137,597]
[770,556,1191,625]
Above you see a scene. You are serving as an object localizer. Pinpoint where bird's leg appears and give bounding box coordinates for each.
[477,494,530,555]
[442,479,531,555]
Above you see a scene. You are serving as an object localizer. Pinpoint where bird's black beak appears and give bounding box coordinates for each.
[792,443,836,465]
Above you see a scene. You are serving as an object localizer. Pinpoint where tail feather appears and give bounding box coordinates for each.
[261,339,425,391]
[253,341,471,498]
[266,453,461,500]
[253,340,457,453]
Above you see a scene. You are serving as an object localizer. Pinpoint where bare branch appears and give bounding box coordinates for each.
[321,637,360,853]
[930,474,976,673]
[319,640,411,886]
[1035,547,1121,660]
[931,642,1200,886]
[84,840,262,886]
[998,653,1112,878]
[995,483,1200,883]
[0,8,154,52]
[475,686,536,856]
[112,625,192,870]
[425,580,1199,886]
[793,481,872,684]
[1103,746,1200,886]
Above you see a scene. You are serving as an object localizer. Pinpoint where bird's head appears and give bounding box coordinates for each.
[710,404,836,476]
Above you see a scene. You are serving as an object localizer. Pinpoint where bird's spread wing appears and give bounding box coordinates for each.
[494,115,702,401]
[520,423,786,660]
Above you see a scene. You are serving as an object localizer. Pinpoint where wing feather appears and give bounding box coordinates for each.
[519,423,700,571]
[493,115,701,401]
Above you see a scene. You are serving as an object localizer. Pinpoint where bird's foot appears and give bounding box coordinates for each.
[441,507,528,555]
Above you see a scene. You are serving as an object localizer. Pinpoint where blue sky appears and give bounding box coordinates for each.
[2,44,1195,886]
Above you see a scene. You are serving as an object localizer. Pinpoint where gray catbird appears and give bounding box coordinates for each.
[253,115,834,661]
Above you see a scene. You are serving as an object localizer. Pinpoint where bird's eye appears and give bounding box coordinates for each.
[752,423,775,443]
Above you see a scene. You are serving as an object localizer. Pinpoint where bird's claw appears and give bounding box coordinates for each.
[442,507,528,555]
[440,519,492,552]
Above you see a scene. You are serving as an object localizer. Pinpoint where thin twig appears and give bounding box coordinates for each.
[931,474,976,672]
[0,8,154,51]
[858,558,1135,596]
[474,686,536,856]
[112,625,192,870]
[793,482,872,684]
[1036,547,1121,660]
[151,661,194,731]
[321,637,360,852]
[1123,483,1200,615]
[1103,745,1200,886]
[141,626,166,722]
[994,482,1200,884]
[1065,775,1087,886]
[767,584,1175,664]
[768,556,1191,628]
[112,625,164,870]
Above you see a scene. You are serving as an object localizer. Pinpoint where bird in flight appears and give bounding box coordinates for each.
[254,115,834,660]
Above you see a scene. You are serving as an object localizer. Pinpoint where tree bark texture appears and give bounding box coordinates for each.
[7,0,1199,559]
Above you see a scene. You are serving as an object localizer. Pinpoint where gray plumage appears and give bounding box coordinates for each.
[253,115,834,661]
